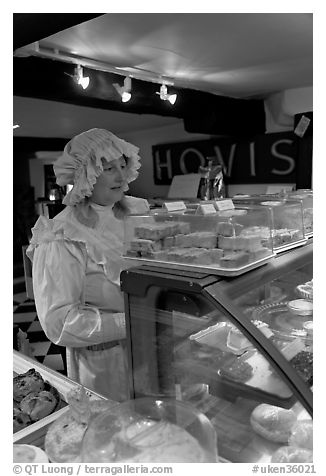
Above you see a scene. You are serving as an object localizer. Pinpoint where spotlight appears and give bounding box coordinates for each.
[113,76,132,103]
[156,84,177,105]
[74,65,90,89]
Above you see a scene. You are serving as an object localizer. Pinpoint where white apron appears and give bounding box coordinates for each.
[27,197,149,401]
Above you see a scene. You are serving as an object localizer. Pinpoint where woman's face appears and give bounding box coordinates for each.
[90,156,128,206]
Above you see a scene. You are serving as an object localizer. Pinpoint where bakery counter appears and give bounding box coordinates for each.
[121,241,313,463]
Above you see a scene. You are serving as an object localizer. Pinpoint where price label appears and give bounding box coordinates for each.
[163,201,186,212]
[294,115,311,137]
[196,204,216,215]
[214,199,235,211]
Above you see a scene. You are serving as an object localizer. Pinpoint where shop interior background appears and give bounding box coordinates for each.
[13,13,313,272]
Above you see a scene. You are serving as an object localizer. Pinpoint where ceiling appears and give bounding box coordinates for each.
[13,13,313,137]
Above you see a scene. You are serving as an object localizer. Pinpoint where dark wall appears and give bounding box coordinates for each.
[13,137,68,266]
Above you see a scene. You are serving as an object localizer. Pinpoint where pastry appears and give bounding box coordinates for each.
[13,408,31,433]
[289,420,313,450]
[216,222,235,237]
[271,446,313,463]
[130,238,162,253]
[13,369,45,402]
[134,223,172,240]
[162,236,175,248]
[45,398,116,463]
[219,358,253,382]
[240,235,264,252]
[174,233,195,247]
[45,411,88,463]
[134,222,186,241]
[13,444,49,463]
[13,369,60,433]
[217,235,236,250]
[241,226,271,239]
[20,390,58,421]
[250,404,297,443]
[189,232,217,248]
[290,351,313,385]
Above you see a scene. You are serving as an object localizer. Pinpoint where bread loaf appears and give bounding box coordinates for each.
[250,404,297,443]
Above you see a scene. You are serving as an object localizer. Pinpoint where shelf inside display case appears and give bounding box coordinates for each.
[124,206,276,276]
[174,324,295,410]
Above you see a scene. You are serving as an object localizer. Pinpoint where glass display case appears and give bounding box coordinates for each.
[232,196,306,252]
[285,190,313,238]
[121,242,313,463]
[123,206,276,277]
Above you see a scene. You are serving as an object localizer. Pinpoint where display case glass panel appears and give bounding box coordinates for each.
[232,261,313,388]
[122,247,313,462]
[285,190,313,237]
[232,196,306,251]
[124,206,275,276]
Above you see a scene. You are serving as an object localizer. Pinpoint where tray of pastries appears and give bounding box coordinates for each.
[14,368,62,433]
[124,216,275,276]
[13,351,110,448]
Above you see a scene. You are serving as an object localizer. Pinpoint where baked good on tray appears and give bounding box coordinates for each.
[13,444,49,463]
[250,404,297,443]
[20,390,58,421]
[219,358,253,382]
[290,351,313,386]
[45,386,116,463]
[13,368,45,402]
[271,446,313,463]
[288,420,313,450]
[13,368,60,433]
[13,408,31,432]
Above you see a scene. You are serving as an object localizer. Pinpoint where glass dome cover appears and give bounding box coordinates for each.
[81,397,218,463]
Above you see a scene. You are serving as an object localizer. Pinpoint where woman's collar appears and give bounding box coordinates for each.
[89,200,114,212]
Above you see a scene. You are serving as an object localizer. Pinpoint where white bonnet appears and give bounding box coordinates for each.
[53,128,141,206]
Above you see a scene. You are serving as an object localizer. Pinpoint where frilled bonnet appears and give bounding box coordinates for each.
[54,128,141,206]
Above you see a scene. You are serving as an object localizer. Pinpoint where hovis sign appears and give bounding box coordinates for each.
[152,131,297,185]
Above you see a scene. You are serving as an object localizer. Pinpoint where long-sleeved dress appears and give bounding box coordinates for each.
[26,196,149,401]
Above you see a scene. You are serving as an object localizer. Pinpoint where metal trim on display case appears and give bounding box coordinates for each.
[124,253,275,277]
[273,238,308,254]
[121,266,221,297]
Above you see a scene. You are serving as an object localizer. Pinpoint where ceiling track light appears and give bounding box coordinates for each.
[65,65,90,89]
[74,65,90,89]
[15,44,178,91]
[156,84,177,105]
[113,76,132,102]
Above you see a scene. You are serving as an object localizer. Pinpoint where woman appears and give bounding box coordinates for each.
[27,128,149,401]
